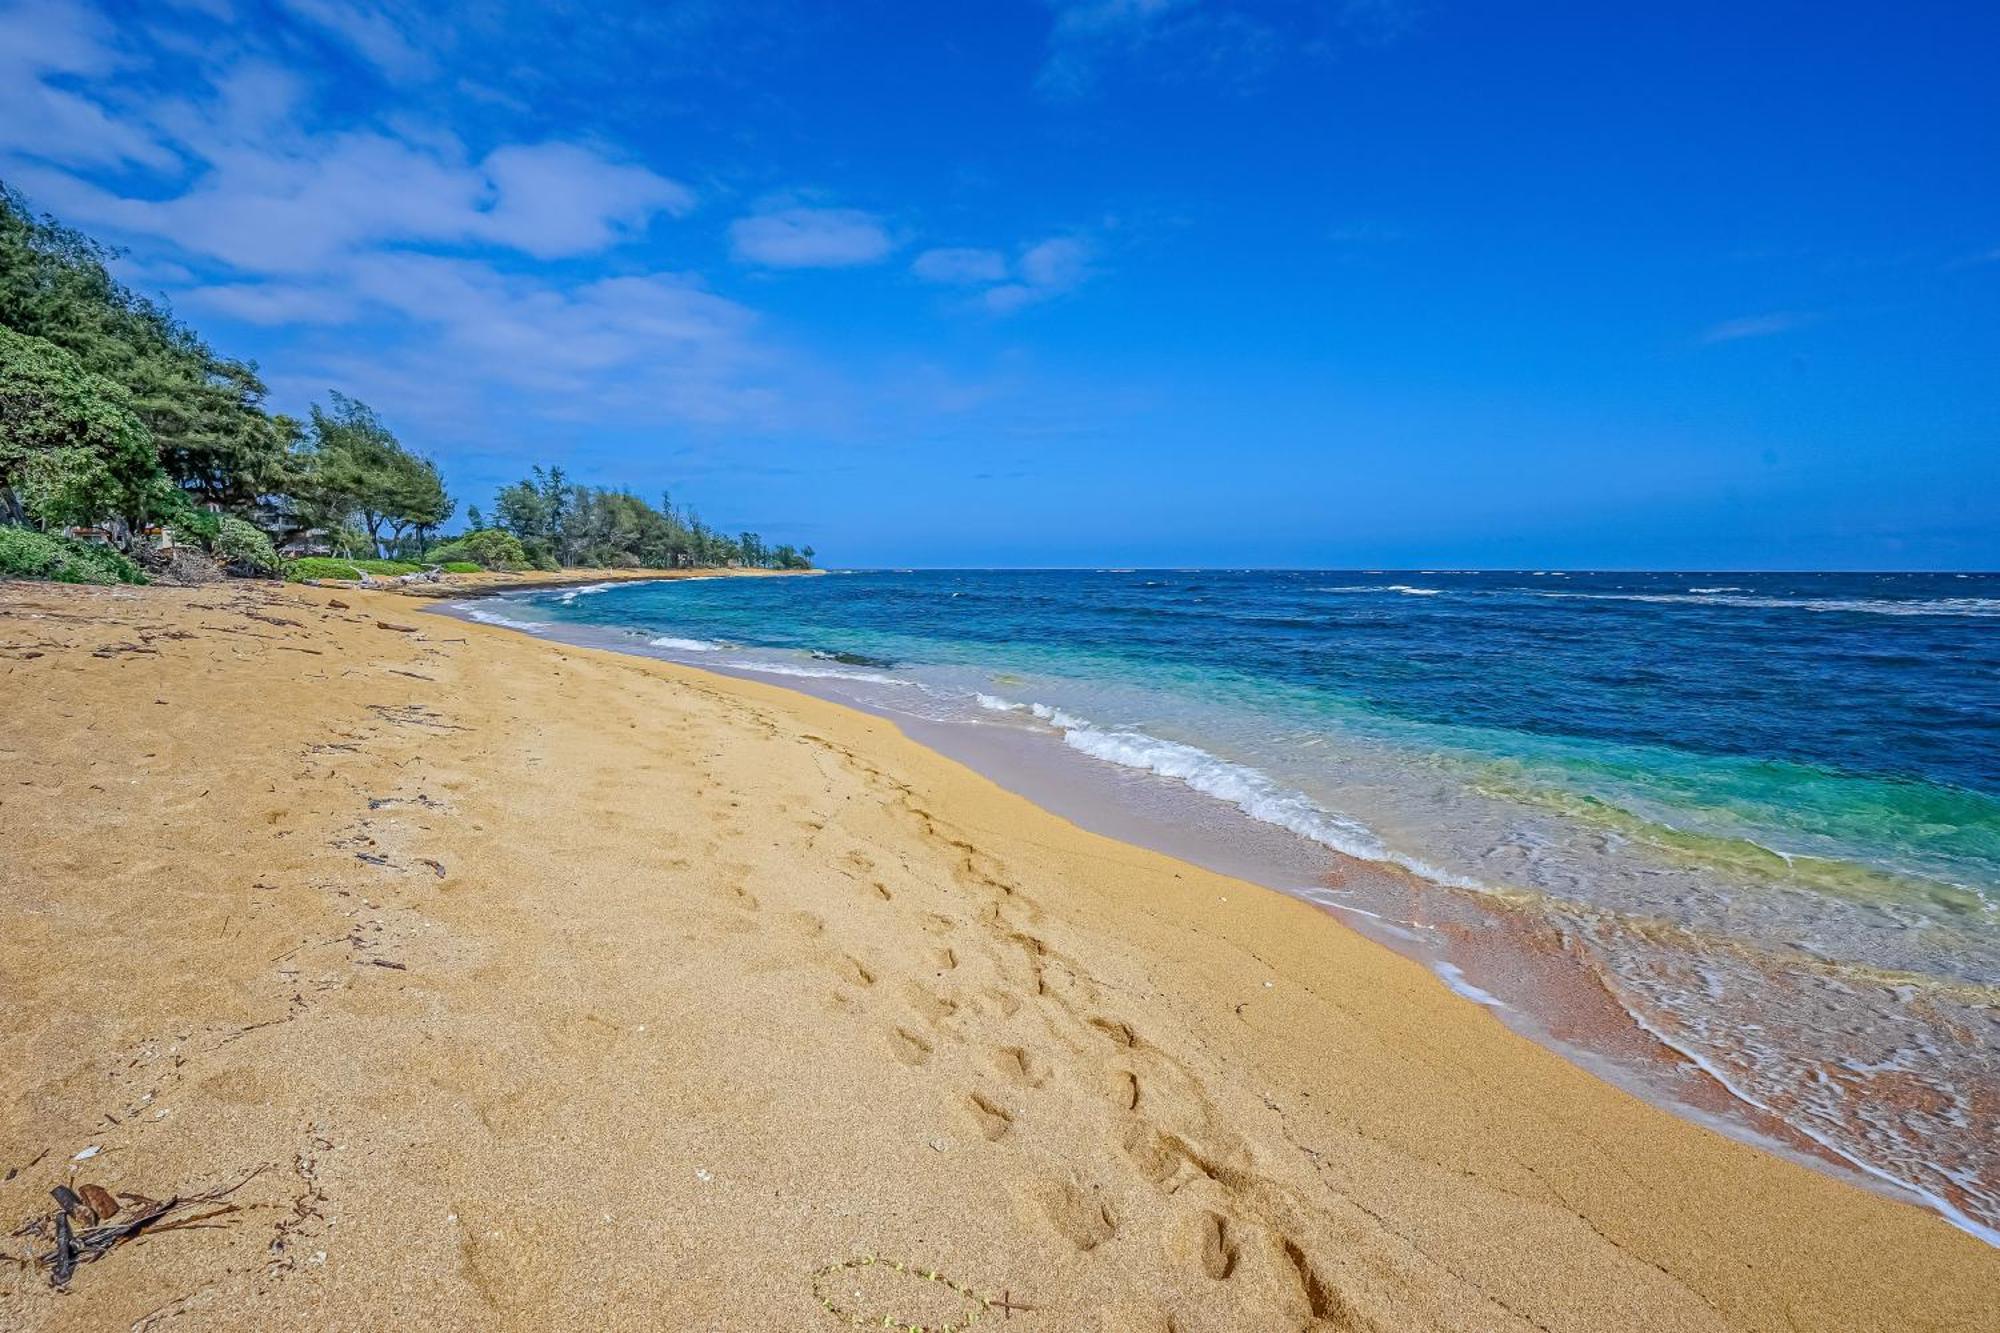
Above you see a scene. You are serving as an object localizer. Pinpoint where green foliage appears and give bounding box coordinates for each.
[440,561,480,573]
[425,528,528,570]
[484,470,815,571]
[284,555,427,581]
[0,326,169,531]
[284,556,366,581]
[2,186,819,578]
[0,185,290,510]
[164,500,221,550]
[0,525,145,584]
[288,392,452,558]
[215,515,280,576]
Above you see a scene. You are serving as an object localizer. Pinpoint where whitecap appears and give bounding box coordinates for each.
[1540,591,2000,617]
[648,636,723,652]
[722,660,915,687]
[1008,705,1488,890]
[460,604,549,633]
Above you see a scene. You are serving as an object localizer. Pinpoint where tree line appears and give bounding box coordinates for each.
[0,183,814,580]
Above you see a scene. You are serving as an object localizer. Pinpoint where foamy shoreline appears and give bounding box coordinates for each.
[430,588,1999,1247]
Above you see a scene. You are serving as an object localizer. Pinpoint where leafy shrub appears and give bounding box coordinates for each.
[424,529,529,570]
[285,556,364,581]
[215,516,281,576]
[0,525,146,584]
[283,556,427,581]
[440,561,480,573]
[165,503,221,551]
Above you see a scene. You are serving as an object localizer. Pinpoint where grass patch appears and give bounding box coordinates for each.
[285,556,427,581]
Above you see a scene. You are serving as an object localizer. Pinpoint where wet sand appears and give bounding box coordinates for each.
[2,579,1995,1330]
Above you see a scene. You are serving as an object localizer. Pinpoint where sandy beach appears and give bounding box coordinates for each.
[2,578,1995,1332]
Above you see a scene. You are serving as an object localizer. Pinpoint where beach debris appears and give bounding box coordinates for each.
[326,598,350,609]
[417,858,446,878]
[11,1169,263,1290]
[71,1146,100,1162]
[374,620,419,633]
[809,1256,1018,1332]
[367,959,407,971]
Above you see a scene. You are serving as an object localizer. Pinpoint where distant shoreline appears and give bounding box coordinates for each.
[335,564,822,600]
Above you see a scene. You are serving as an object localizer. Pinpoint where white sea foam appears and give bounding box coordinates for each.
[1315,584,1442,596]
[723,660,914,686]
[459,603,549,633]
[1687,586,1748,593]
[1539,591,2000,617]
[554,582,617,604]
[1433,962,1508,1009]
[982,696,1488,890]
[649,636,722,652]
[1604,986,2000,1248]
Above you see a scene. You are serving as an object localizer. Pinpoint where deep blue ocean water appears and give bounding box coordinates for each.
[459,569,2000,1240]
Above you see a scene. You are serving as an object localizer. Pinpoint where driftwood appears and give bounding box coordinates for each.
[14,1168,264,1289]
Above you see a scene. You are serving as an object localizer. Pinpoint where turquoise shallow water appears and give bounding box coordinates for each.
[463,569,1999,1241]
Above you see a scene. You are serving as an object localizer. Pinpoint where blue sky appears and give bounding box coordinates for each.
[2,0,1995,568]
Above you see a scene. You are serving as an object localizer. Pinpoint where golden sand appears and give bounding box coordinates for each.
[2,579,1994,1331]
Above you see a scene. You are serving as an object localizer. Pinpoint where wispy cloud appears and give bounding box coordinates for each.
[914,234,1095,313]
[278,0,432,80]
[730,205,894,269]
[1699,311,1817,344]
[985,237,1094,312]
[0,0,788,439]
[0,0,179,169]
[1036,0,1413,97]
[911,246,1010,284]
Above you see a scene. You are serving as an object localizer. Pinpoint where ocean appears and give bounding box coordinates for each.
[446,568,1999,1243]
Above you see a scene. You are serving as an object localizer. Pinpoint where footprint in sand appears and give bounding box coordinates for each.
[888,1026,933,1066]
[1022,1177,1116,1251]
[964,1090,1013,1141]
[991,1045,1045,1088]
[1167,1208,1237,1280]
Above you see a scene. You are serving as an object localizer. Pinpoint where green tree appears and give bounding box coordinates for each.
[292,392,450,557]
[0,184,287,509]
[0,326,170,537]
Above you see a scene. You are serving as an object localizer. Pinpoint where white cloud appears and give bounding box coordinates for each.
[730,206,894,269]
[277,0,431,79]
[0,0,786,435]
[183,280,361,325]
[0,0,179,169]
[911,246,1009,284]
[1700,311,1815,344]
[1018,236,1090,289]
[22,130,693,273]
[981,236,1095,313]
[475,143,695,256]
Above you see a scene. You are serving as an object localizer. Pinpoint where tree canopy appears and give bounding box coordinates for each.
[0,181,817,575]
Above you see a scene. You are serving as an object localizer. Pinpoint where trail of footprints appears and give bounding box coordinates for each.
[804,825,1365,1331]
